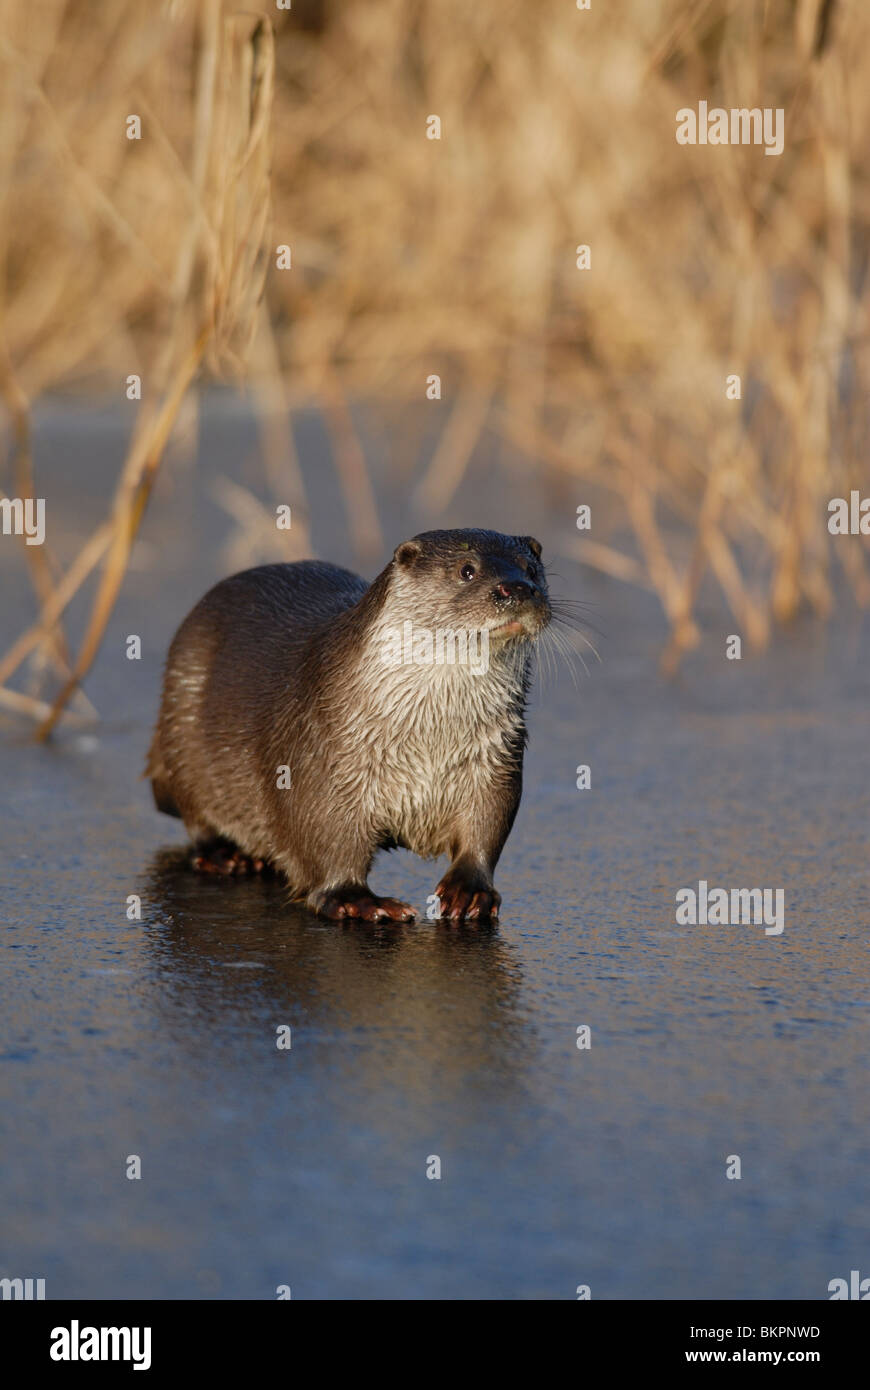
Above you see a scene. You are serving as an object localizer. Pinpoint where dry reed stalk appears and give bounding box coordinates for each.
[0,522,113,689]
[0,341,71,677]
[0,685,89,725]
[35,325,210,739]
[0,32,165,285]
[493,409,610,491]
[320,369,383,559]
[10,8,276,736]
[0,5,71,667]
[572,541,652,590]
[413,380,494,515]
[249,302,312,558]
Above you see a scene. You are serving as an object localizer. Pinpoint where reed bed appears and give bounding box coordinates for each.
[0,0,867,726]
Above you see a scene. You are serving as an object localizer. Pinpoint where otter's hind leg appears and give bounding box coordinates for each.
[190,835,273,877]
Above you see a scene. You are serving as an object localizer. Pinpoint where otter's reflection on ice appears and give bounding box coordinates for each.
[141,849,533,1116]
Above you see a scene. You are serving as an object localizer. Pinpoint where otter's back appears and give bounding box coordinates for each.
[195,561,368,633]
[147,562,368,815]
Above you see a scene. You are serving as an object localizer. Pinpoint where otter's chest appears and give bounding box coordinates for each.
[362,681,522,856]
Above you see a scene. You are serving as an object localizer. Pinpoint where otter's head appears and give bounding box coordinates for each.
[390,528,551,646]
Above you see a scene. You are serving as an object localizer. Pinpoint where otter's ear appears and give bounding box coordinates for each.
[394,539,422,567]
[525,536,543,559]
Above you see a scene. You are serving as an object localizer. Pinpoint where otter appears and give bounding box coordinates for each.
[146,528,551,922]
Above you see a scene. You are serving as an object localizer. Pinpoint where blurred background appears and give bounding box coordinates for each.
[0,0,868,713]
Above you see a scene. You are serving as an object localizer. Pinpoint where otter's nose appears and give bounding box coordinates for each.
[494,578,538,603]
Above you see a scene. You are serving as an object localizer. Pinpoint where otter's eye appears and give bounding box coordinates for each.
[460,562,476,582]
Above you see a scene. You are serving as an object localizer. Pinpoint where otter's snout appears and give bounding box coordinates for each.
[494,577,539,604]
[490,564,551,636]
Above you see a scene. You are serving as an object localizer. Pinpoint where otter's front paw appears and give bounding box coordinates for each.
[316,888,417,923]
[435,877,501,922]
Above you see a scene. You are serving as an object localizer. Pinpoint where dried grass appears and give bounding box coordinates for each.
[0,0,868,725]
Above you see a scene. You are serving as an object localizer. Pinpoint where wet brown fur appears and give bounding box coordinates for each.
[146,529,550,921]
